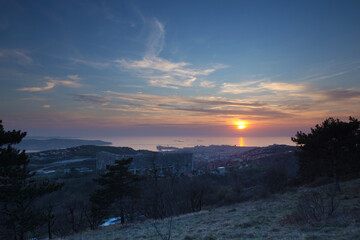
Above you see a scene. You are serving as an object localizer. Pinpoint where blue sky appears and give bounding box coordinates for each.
[1,0,360,137]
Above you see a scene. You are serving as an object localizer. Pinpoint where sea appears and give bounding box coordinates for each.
[101,136,295,151]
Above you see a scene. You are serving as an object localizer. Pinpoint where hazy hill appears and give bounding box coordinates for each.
[66,145,153,158]
[28,145,154,166]
[15,138,112,152]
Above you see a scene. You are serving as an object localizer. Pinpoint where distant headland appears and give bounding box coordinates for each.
[15,138,112,152]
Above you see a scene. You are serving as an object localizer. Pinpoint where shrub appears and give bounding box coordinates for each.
[284,189,339,224]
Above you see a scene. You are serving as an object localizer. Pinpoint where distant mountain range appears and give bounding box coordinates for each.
[15,138,112,152]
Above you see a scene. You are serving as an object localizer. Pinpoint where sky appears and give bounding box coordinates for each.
[1,0,360,138]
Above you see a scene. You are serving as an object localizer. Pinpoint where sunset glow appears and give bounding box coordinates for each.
[237,122,247,130]
[0,1,359,138]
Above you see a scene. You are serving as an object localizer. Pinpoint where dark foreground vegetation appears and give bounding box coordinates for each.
[59,178,360,240]
[0,117,359,240]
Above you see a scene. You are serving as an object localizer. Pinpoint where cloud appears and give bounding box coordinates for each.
[218,77,360,121]
[0,49,33,65]
[189,97,264,107]
[221,79,307,94]
[75,91,288,121]
[293,64,360,84]
[157,103,292,118]
[199,80,216,88]
[147,75,197,89]
[106,91,178,104]
[119,57,222,89]
[67,74,82,81]
[298,70,355,83]
[116,18,225,89]
[321,88,360,100]
[118,56,219,89]
[20,96,47,101]
[73,94,110,105]
[259,82,307,92]
[221,80,267,94]
[42,105,51,108]
[118,57,188,73]
[70,58,110,69]
[17,76,83,92]
[53,80,82,88]
[105,91,265,108]
[146,19,165,57]
[18,82,56,92]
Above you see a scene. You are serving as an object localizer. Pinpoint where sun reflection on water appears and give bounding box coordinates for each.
[238,137,244,147]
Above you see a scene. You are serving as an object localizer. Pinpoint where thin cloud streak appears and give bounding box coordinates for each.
[105,91,265,107]
[146,18,165,57]
[18,82,56,92]
[0,49,33,65]
[74,91,290,121]
[67,74,82,81]
[70,58,110,69]
[322,88,360,100]
[73,94,110,106]
[117,18,226,89]
[157,103,293,118]
[17,76,83,92]
[221,79,307,94]
[200,80,216,88]
[20,96,47,101]
[218,78,360,121]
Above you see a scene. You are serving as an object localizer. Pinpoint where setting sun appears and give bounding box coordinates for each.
[237,122,247,130]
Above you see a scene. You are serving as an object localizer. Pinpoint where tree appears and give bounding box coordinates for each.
[90,158,139,225]
[292,117,360,191]
[0,120,63,240]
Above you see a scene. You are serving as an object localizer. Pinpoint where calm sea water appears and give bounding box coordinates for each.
[100,136,294,151]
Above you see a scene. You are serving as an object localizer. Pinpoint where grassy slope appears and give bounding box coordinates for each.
[57,179,360,240]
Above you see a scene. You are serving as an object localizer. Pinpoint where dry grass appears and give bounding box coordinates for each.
[55,179,360,240]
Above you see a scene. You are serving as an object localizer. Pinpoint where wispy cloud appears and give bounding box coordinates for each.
[292,64,360,85]
[260,82,307,92]
[321,88,360,101]
[70,58,110,69]
[221,79,307,94]
[105,91,264,107]
[20,96,47,101]
[189,97,264,107]
[0,49,33,65]
[146,19,165,57]
[219,77,360,121]
[42,105,51,108]
[73,94,110,106]
[67,74,82,81]
[200,80,216,88]
[73,91,288,121]
[117,19,226,89]
[18,82,56,92]
[157,103,292,118]
[17,76,83,92]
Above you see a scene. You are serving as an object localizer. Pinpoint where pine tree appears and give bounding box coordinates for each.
[90,158,139,225]
[292,117,360,191]
[0,120,63,240]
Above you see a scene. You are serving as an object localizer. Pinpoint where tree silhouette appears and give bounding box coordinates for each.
[0,120,63,240]
[292,117,360,191]
[90,158,139,225]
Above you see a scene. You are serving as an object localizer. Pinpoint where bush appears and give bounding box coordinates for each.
[283,189,339,224]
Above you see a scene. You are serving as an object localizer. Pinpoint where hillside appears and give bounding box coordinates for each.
[15,138,112,152]
[56,179,360,240]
